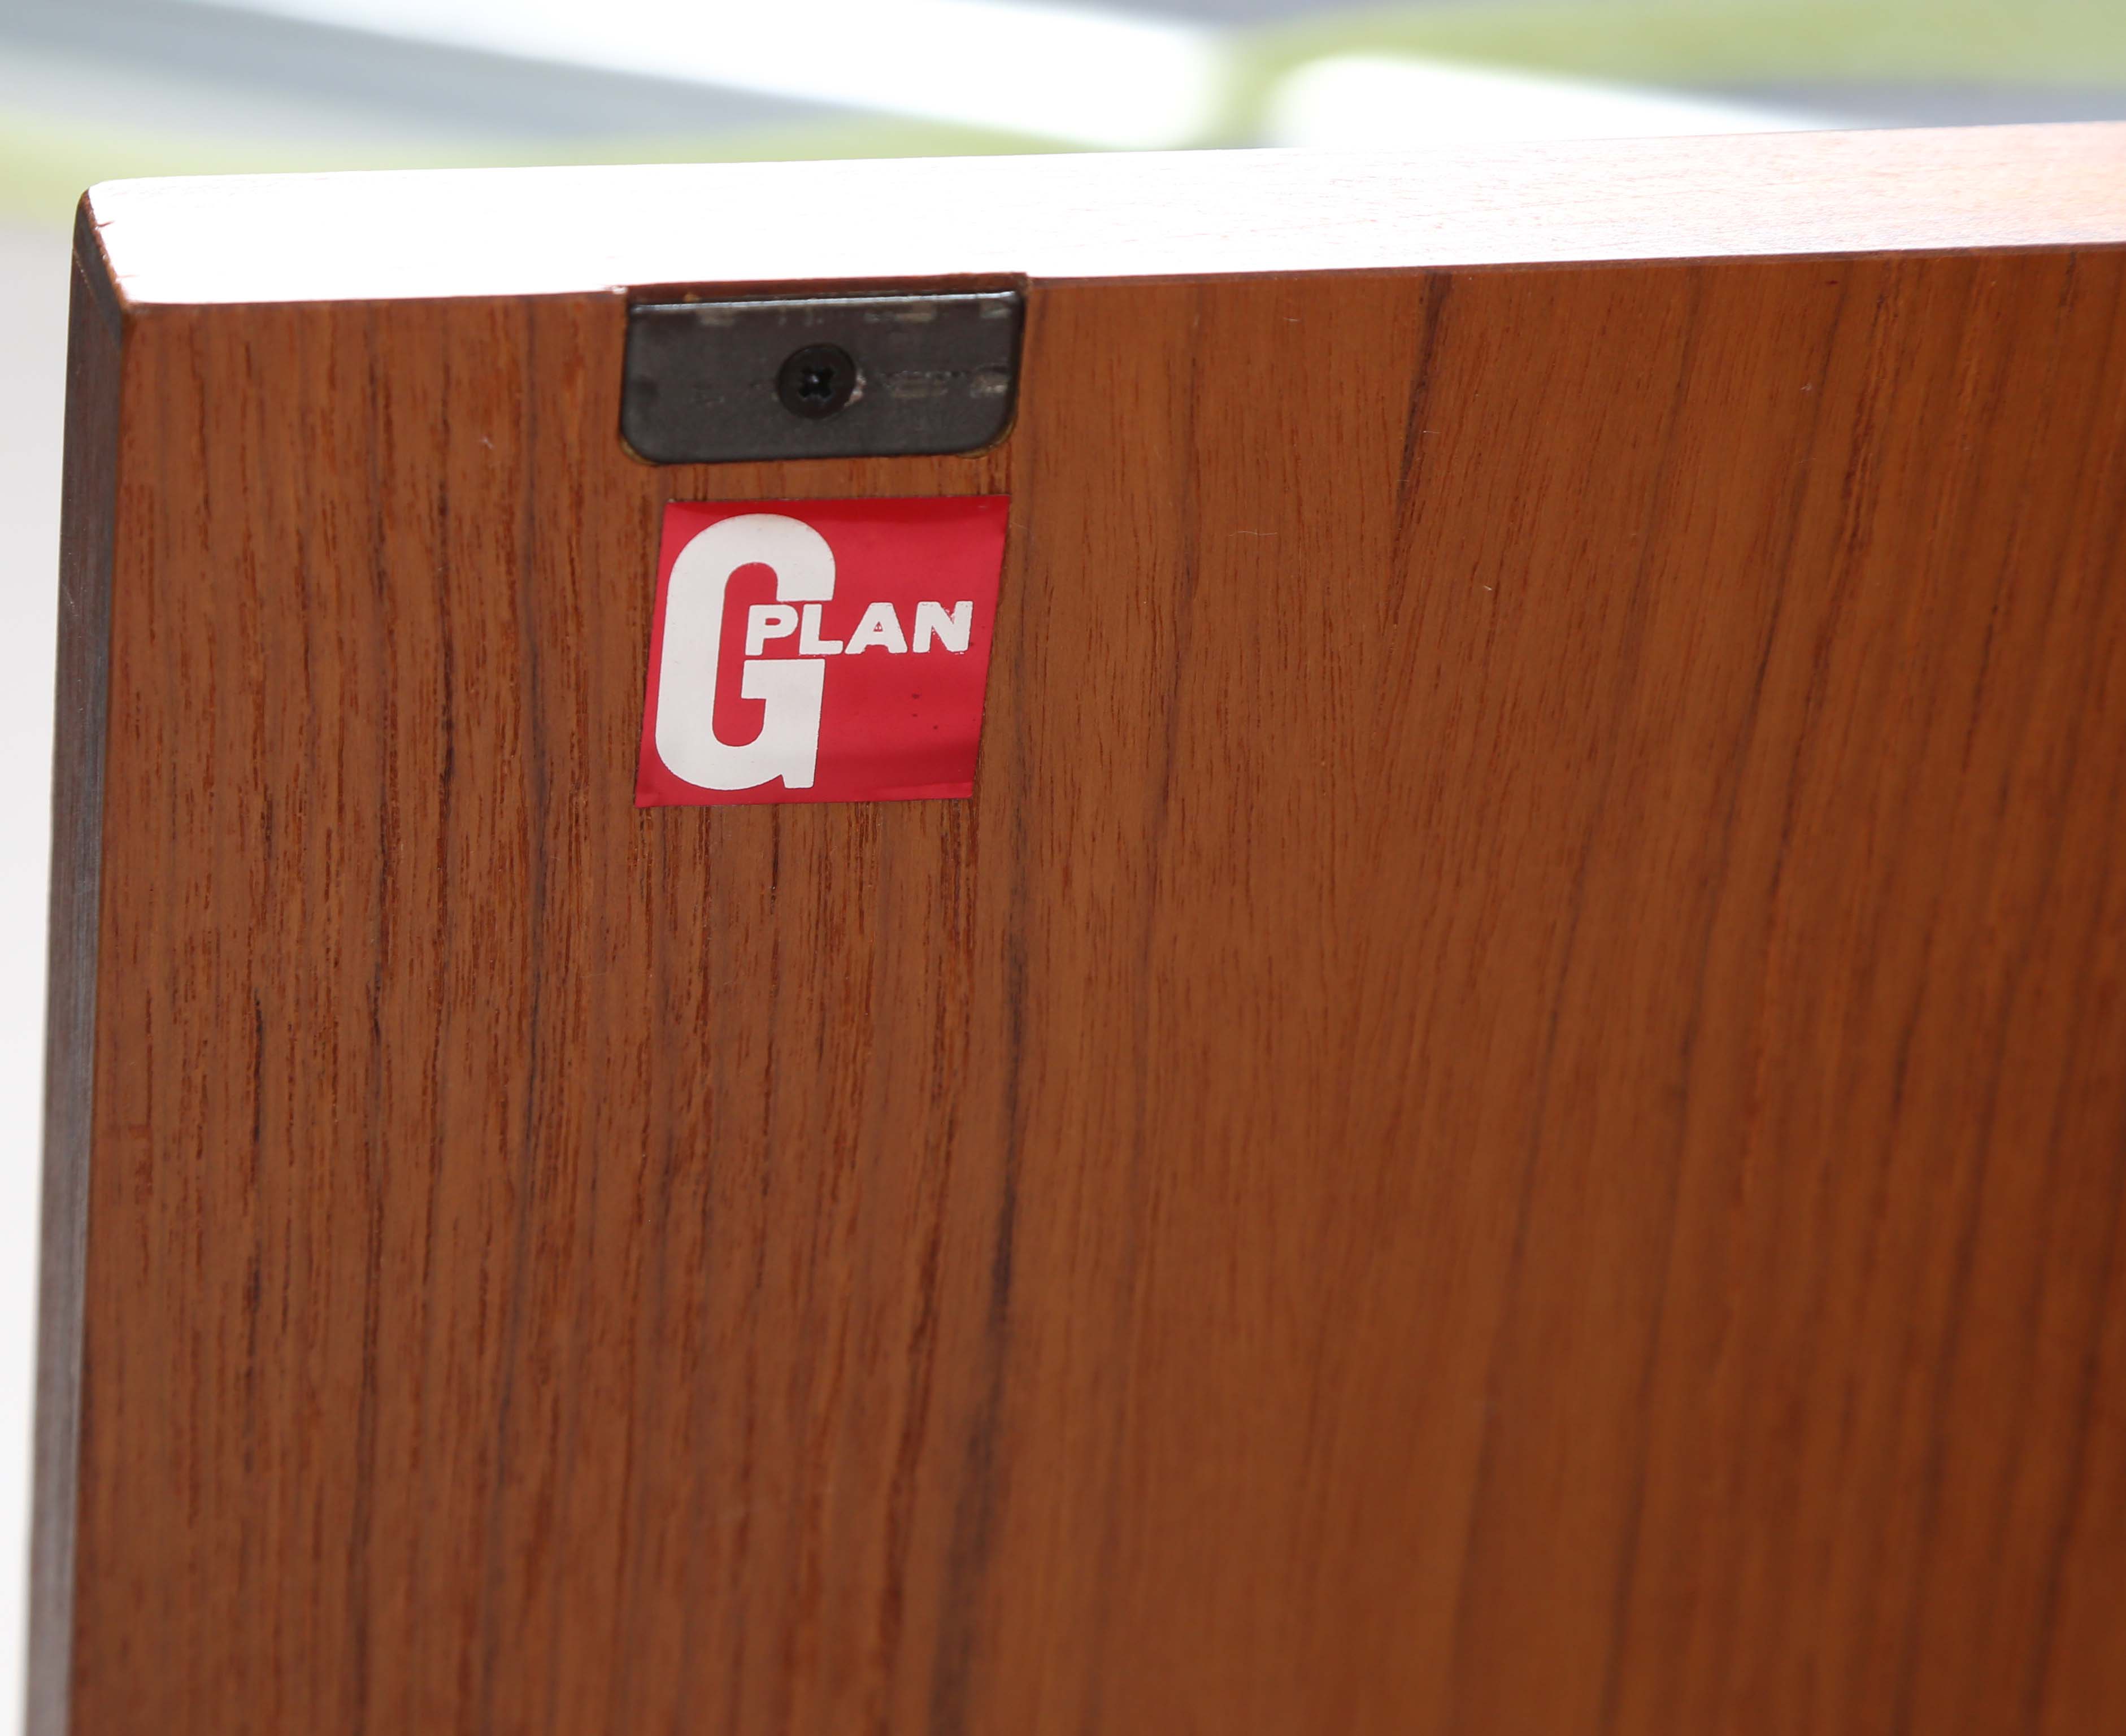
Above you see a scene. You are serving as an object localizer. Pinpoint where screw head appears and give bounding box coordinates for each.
[776,343,858,419]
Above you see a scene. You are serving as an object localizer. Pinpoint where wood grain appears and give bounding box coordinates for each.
[37,137,2126,1734]
[30,197,123,1736]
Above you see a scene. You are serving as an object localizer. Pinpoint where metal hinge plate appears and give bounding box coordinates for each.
[621,290,1023,464]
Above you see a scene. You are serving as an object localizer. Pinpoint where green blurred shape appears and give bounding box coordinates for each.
[1251,0,2126,85]
[1216,0,2126,146]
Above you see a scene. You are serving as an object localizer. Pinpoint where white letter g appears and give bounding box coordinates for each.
[655,514,834,790]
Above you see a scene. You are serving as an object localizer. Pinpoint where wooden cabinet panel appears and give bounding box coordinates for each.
[33,128,2126,1734]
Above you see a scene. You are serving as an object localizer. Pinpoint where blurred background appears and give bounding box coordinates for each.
[4,0,2126,1720]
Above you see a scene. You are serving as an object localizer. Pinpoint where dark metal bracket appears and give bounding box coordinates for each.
[621,290,1023,464]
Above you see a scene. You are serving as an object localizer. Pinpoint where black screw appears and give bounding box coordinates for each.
[776,343,857,419]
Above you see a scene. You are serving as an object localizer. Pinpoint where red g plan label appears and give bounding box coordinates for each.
[637,497,1008,807]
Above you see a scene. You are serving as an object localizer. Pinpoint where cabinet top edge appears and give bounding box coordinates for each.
[84,123,2126,310]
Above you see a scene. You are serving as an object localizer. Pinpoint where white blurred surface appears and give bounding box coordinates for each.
[206,0,1225,147]
[0,220,67,1732]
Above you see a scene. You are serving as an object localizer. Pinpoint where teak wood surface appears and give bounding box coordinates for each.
[34,127,2126,1735]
